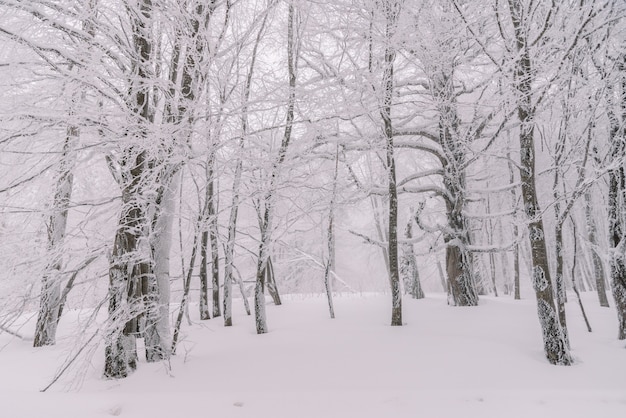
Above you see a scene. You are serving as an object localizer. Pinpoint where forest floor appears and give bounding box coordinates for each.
[1,292,625,418]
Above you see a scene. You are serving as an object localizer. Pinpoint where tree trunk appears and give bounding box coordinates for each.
[606,55,626,340]
[207,176,221,318]
[223,156,241,326]
[171,216,202,354]
[199,229,211,320]
[608,168,626,340]
[585,191,609,307]
[105,0,160,377]
[265,256,282,306]
[33,0,99,345]
[507,0,571,365]
[380,0,402,326]
[554,225,569,347]
[324,146,339,318]
[401,216,424,299]
[34,129,75,347]
[223,11,268,327]
[508,153,521,300]
[486,190,499,297]
[431,44,477,307]
[199,165,220,320]
[105,156,148,377]
[254,242,269,334]
[254,0,297,334]
[570,218,592,333]
[437,261,448,294]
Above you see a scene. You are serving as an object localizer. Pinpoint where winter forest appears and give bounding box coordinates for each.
[0,0,625,416]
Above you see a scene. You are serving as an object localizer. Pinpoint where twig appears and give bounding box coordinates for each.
[41,330,99,392]
[0,324,30,341]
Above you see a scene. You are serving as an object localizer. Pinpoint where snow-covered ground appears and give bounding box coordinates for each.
[1,292,625,418]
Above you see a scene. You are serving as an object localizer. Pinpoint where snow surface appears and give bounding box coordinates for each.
[1,293,625,418]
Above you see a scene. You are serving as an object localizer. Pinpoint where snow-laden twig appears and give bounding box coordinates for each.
[0,324,30,341]
[291,248,357,293]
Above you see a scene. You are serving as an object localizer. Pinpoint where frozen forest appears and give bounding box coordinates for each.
[0,0,625,416]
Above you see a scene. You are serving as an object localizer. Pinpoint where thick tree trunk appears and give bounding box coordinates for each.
[608,167,626,340]
[606,55,626,340]
[34,273,62,347]
[508,0,571,365]
[431,53,477,307]
[105,165,147,377]
[106,0,172,376]
[445,238,477,306]
[442,170,477,305]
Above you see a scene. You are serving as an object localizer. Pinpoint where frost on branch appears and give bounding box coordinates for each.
[529,226,544,242]
[532,266,548,292]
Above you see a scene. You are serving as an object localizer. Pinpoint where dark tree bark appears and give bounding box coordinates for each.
[105,0,159,378]
[507,0,571,365]
[105,153,150,378]
[380,0,402,326]
[606,56,626,339]
[199,170,220,320]
[209,181,221,318]
[429,48,478,307]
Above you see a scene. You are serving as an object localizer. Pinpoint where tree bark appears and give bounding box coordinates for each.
[381,0,402,326]
[34,129,75,347]
[507,0,571,365]
[585,189,609,307]
[105,153,149,378]
[607,58,626,339]
[254,0,297,334]
[199,229,211,320]
[223,10,268,327]
[401,216,424,299]
[430,46,477,307]
[34,0,99,347]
